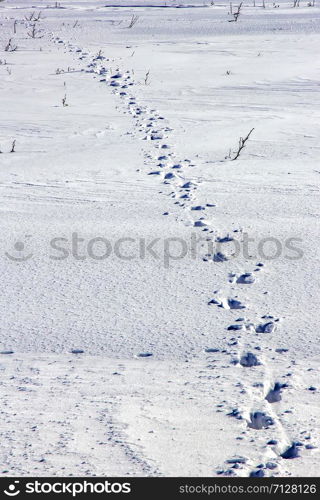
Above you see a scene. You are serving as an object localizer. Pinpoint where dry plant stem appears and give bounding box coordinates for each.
[128,15,139,29]
[231,128,255,161]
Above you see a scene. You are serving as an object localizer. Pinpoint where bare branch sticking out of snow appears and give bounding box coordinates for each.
[230,128,255,161]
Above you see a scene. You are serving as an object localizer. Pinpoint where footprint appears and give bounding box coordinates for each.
[249,469,264,477]
[281,443,299,459]
[208,298,220,306]
[248,411,274,429]
[256,322,276,333]
[181,181,196,189]
[227,324,244,331]
[111,72,123,79]
[265,382,287,403]
[151,132,164,141]
[164,172,176,180]
[216,235,234,243]
[227,408,243,420]
[194,220,207,227]
[191,205,205,211]
[236,273,255,285]
[221,298,246,310]
[240,352,260,367]
[213,252,228,262]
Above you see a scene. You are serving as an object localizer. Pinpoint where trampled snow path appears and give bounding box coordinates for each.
[1,0,320,477]
[50,30,297,476]
[36,18,320,475]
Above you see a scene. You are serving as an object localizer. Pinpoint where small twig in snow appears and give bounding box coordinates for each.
[229,1,243,22]
[127,14,139,29]
[230,128,255,161]
[144,70,150,85]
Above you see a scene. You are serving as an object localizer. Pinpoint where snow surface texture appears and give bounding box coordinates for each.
[0,0,320,477]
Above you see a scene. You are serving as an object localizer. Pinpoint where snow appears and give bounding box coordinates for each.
[0,0,319,477]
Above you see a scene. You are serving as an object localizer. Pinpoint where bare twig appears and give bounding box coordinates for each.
[95,49,104,60]
[10,140,16,153]
[144,69,150,85]
[25,11,42,22]
[225,148,232,160]
[230,128,255,161]
[127,14,139,29]
[25,12,35,21]
[5,39,18,52]
[27,24,43,39]
[229,1,243,22]
[55,67,75,75]
[62,94,68,107]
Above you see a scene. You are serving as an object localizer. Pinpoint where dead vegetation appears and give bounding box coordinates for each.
[144,70,150,85]
[25,11,43,22]
[4,38,17,52]
[229,2,243,22]
[127,14,139,29]
[227,128,255,161]
[27,23,44,39]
